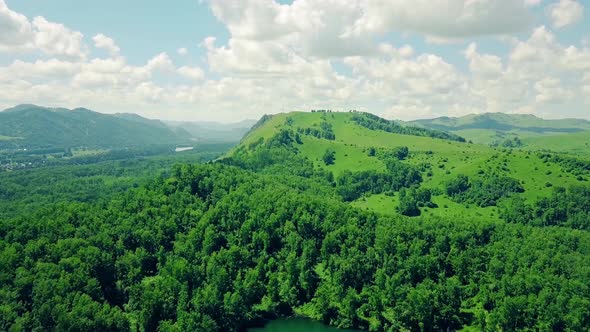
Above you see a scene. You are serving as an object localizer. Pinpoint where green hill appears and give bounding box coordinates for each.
[229,111,589,219]
[410,112,590,153]
[1,110,589,331]
[0,105,191,149]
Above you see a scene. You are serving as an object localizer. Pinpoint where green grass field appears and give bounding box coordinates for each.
[237,111,588,216]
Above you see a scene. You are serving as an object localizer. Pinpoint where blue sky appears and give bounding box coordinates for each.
[0,0,588,121]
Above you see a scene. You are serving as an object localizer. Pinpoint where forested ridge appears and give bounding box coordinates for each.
[1,112,590,331]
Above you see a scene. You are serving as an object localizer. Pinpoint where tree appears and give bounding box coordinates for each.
[323,149,336,165]
[398,188,420,216]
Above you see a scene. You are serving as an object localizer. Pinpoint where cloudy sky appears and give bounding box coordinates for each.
[0,0,588,121]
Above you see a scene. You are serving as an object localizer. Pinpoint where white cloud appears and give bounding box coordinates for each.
[177,66,205,80]
[547,0,584,28]
[348,0,536,39]
[525,0,543,7]
[0,0,34,51]
[31,16,86,58]
[464,43,503,78]
[0,0,86,58]
[534,77,573,103]
[93,33,120,56]
[145,52,175,72]
[1,0,590,121]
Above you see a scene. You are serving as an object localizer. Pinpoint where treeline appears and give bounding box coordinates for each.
[297,121,336,140]
[351,113,466,142]
[336,160,422,202]
[500,186,590,230]
[0,149,227,219]
[445,174,524,207]
[539,152,590,180]
[1,163,589,331]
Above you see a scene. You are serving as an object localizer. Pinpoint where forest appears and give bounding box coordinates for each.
[1,112,589,331]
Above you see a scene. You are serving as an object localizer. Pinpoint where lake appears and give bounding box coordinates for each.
[248,318,360,332]
[174,147,194,152]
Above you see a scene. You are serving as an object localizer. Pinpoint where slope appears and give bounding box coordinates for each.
[231,111,588,220]
[0,105,191,149]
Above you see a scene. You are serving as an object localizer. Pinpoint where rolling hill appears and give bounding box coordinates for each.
[409,112,590,153]
[229,111,589,219]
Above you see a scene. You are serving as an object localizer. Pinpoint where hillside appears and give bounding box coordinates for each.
[1,110,589,332]
[0,105,194,149]
[410,112,590,152]
[229,111,589,220]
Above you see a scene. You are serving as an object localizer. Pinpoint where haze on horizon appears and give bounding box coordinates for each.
[0,0,588,122]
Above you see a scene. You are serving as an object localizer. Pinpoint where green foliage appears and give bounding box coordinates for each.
[446,174,524,207]
[2,110,590,332]
[336,160,422,202]
[1,163,589,331]
[323,149,336,165]
[500,185,590,230]
[495,137,523,148]
[378,146,409,161]
[0,105,190,149]
[352,113,466,142]
[297,121,336,141]
[539,153,590,178]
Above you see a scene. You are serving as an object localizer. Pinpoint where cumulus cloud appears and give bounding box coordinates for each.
[349,0,536,39]
[93,33,120,56]
[0,0,86,58]
[534,77,573,103]
[547,0,584,28]
[145,52,175,72]
[0,0,34,51]
[1,0,590,121]
[177,66,205,80]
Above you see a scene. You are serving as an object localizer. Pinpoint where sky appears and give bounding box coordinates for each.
[0,0,588,122]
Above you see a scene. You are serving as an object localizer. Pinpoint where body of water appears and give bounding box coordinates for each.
[248,318,360,332]
[175,147,194,152]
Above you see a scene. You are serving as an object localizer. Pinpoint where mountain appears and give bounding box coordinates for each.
[409,112,590,150]
[0,105,191,149]
[165,119,257,143]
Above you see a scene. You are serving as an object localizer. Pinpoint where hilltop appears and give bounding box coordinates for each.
[409,112,590,152]
[228,111,589,219]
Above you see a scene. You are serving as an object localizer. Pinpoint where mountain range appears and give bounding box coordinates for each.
[0,105,255,150]
[409,112,590,148]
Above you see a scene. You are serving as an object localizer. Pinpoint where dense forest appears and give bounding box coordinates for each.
[1,112,590,331]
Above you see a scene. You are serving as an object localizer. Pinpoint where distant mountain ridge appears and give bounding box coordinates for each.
[0,104,256,150]
[411,113,590,132]
[0,105,191,149]
[165,119,257,143]
[409,112,590,146]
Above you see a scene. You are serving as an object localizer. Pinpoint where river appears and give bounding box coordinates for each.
[248,318,360,332]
